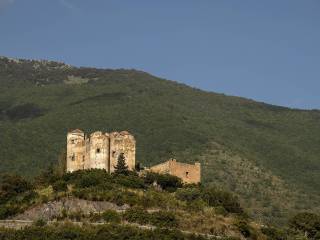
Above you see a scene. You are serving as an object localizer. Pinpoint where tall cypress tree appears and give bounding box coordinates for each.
[114,153,129,175]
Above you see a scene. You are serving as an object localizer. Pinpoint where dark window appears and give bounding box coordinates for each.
[186,171,189,177]
[71,154,75,161]
[112,151,116,157]
[96,148,101,153]
[82,156,85,162]
[71,139,75,144]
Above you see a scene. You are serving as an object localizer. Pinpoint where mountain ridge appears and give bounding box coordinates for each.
[2,55,317,111]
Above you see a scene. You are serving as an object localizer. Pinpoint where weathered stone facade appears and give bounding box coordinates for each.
[148,159,201,184]
[67,129,135,173]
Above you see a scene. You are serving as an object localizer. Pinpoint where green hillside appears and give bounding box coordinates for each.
[0,56,319,224]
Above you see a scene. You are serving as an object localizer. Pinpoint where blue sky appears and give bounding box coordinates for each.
[0,0,319,109]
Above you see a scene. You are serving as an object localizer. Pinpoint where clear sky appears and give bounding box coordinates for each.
[0,0,319,109]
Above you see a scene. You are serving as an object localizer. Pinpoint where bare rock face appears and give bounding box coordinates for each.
[66,129,136,173]
[12,198,129,221]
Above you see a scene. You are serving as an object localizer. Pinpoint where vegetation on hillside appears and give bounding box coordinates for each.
[0,223,210,240]
[0,169,319,239]
[0,56,320,224]
[0,169,258,239]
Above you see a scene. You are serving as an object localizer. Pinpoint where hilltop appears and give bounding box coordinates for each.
[0,56,319,224]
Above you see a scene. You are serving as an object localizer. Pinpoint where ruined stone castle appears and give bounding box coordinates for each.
[67,129,136,173]
[147,159,201,184]
[67,129,201,183]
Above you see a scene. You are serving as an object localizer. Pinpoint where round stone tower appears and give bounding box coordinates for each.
[89,131,110,170]
[67,129,85,172]
[109,131,136,172]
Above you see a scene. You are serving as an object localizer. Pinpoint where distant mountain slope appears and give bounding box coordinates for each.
[0,56,319,223]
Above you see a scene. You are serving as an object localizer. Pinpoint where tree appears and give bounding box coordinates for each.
[114,153,129,175]
[0,174,34,203]
[289,212,320,238]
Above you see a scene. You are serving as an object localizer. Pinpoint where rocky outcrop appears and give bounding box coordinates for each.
[12,198,129,221]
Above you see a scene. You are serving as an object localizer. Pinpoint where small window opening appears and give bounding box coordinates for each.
[112,151,116,157]
[185,171,189,177]
[71,139,75,144]
[71,154,75,161]
[96,148,101,153]
[82,156,85,162]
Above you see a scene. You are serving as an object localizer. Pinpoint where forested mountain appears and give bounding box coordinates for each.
[0,56,319,224]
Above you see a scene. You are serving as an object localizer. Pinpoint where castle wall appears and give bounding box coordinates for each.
[109,131,136,172]
[147,161,170,174]
[67,129,135,173]
[84,138,90,169]
[66,130,200,184]
[149,159,201,184]
[66,130,85,172]
[89,132,109,170]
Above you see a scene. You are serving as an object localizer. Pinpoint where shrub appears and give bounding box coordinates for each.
[102,210,121,223]
[234,220,257,239]
[150,211,178,228]
[123,207,150,225]
[111,192,125,206]
[0,174,34,203]
[75,173,102,188]
[261,226,287,240]
[64,169,112,189]
[68,210,84,221]
[19,190,38,204]
[186,199,207,212]
[289,212,320,238]
[0,205,19,219]
[0,222,208,239]
[121,191,141,207]
[33,218,47,227]
[123,207,177,228]
[200,187,244,215]
[176,187,201,202]
[113,174,145,189]
[144,172,182,191]
[89,212,102,222]
[52,180,68,192]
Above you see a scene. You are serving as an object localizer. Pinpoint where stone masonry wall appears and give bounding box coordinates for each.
[66,129,135,173]
[109,131,136,172]
[149,159,201,184]
[67,130,86,172]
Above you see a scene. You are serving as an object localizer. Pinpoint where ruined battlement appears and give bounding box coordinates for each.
[148,159,201,184]
[66,129,136,173]
[66,130,201,183]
